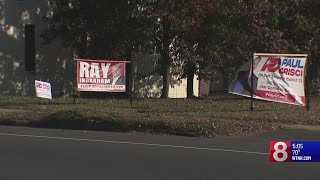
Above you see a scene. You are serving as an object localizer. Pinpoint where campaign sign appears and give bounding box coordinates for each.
[229,53,308,106]
[35,80,52,99]
[74,59,129,92]
[270,141,320,162]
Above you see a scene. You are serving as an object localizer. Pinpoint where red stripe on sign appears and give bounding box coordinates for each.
[256,90,297,104]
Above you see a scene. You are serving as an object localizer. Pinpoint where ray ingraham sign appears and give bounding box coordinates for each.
[74,59,129,92]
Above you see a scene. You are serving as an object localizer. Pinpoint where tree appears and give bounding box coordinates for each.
[163,0,217,98]
[175,0,320,97]
[42,0,135,59]
[133,0,199,98]
[41,0,320,97]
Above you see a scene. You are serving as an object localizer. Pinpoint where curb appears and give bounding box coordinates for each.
[276,123,320,131]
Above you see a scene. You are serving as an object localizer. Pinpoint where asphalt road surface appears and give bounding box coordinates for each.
[0,126,319,180]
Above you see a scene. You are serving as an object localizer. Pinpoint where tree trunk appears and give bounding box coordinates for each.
[160,15,170,99]
[161,66,170,98]
[187,63,196,98]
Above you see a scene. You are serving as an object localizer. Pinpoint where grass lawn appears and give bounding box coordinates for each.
[0,95,319,137]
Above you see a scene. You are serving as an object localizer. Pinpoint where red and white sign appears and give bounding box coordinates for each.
[74,59,128,92]
[229,53,308,106]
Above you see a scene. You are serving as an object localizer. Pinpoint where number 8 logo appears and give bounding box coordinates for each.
[270,141,290,162]
[273,142,288,162]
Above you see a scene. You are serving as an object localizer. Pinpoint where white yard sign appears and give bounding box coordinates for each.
[35,80,52,99]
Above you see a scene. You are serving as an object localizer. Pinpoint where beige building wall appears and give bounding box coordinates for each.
[168,75,199,98]
[133,53,199,98]
[132,53,162,98]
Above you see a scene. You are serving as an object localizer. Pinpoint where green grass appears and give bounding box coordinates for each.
[0,95,319,137]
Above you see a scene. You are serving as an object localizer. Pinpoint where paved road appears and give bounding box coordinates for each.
[0,126,319,180]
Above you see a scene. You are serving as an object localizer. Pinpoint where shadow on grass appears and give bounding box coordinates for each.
[1,110,200,137]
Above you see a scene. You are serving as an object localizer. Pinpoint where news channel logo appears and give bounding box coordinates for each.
[270,141,320,162]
